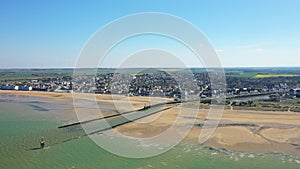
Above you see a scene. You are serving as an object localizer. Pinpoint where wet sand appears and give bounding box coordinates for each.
[1,90,300,156]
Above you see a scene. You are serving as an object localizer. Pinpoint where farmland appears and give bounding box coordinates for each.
[255,74,300,78]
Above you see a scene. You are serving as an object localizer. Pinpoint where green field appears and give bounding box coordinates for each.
[0,69,73,81]
[225,72,257,78]
[255,74,300,78]
[0,69,113,81]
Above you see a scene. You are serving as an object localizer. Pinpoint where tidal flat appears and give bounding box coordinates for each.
[1,91,300,169]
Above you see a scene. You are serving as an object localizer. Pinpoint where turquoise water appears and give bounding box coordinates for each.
[1,99,300,169]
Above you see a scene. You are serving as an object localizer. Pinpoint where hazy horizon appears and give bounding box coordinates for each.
[1,66,300,70]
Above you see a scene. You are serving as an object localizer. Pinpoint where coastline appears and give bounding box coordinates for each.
[1,90,300,156]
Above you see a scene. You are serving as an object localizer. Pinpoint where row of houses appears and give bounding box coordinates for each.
[0,84,73,93]
[0,85,33,91]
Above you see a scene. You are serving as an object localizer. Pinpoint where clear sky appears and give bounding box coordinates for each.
[0,0,299,68]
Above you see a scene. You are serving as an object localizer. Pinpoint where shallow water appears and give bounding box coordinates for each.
[228,94,271,102]
[0,96,300,169]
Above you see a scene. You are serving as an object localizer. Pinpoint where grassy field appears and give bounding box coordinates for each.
[255,73,300,78]
[0,69,114,81]
[225,72,257,78]
[0,69,73,81]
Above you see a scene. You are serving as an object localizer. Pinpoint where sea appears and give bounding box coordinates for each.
[0,94,300,169]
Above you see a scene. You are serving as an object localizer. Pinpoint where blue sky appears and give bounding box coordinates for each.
[0,0,299,68]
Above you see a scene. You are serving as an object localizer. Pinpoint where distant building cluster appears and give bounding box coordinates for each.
[0,77,72,93]
[1,71,300,99]
[71,72,214,99]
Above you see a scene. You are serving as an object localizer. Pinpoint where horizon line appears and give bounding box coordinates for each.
[1,66,300,70]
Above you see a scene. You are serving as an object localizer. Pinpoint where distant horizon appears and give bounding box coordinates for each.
[1,66,300,70]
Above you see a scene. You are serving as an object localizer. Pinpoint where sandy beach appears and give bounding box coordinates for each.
[1,90,300,156]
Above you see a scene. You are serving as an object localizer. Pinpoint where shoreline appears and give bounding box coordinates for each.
[1,90,300,156]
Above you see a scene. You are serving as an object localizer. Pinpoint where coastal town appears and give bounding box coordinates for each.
[1,70,300,100]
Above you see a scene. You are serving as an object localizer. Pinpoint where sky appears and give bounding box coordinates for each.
[0,0,300,68]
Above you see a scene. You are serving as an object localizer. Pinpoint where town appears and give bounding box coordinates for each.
[1,69,300,100]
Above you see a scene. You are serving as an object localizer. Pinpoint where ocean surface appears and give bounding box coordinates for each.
[1,95,300,169]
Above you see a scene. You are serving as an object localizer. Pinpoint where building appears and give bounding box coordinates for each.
[296,89,300,98]
[289,89,296,95]
[289,88,300,98]
[14,86,19,90]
